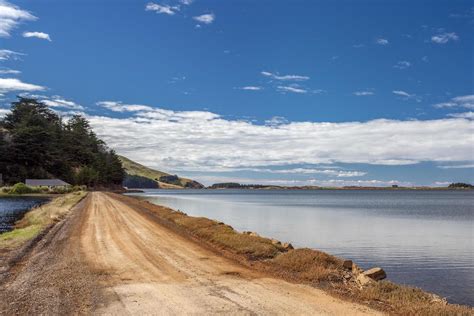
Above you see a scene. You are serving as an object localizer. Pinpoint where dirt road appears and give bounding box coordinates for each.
[1,192,381,315]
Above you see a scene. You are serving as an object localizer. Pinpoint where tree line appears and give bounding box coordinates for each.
[0,97,124,187]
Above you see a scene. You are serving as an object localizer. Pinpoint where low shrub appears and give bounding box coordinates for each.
[8,183,40,195]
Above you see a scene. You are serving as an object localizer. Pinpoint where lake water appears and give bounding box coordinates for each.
[0,197,50,233]
[129,189,474,306]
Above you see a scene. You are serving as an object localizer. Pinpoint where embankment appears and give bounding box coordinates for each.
[118,193,473,315]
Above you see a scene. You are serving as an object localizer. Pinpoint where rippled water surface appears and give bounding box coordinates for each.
[0,197,49,233]
[130,189,474,306]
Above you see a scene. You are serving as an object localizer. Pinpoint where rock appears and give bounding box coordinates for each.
[282,242,294,250]
[363,267,386,281]
[429,294,447,305]
[343,273,352,280]
[342,260,353,270]
[249,232,260,237]
[270,239,281,246]
[356,273,375,286]
[351,263,364,275]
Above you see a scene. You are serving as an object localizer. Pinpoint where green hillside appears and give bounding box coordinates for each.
[119,156,204,189]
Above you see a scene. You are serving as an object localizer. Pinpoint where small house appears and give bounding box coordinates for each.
[25,179,71,189]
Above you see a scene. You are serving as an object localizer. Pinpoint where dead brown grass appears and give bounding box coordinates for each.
[269,248,344,282]
[162,211,286,259]
[355,281,473,315]
[115,194,473,316]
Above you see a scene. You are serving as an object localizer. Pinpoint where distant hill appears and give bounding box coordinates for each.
[119,156,204,189]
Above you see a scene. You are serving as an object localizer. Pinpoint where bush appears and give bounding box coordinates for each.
[8,183,40,195]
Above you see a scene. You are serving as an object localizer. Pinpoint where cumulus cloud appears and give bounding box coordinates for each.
[193,13,215,24]
[434,95,474,109]
[0,0,36,37]
[393,61,411,69]
[431,32,459,44]
[0,49,24,61]
[261,71,310,81]
[180,0,193,5]
[353,91,374,96]
[22,31,51,41]
[145,2,179,15]
[239,86,263,91]
[0,78,45,92]
[376,38,389,45]
[277,85,307,94]
[84,104,474,174]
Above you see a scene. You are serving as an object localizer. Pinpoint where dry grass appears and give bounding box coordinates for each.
[356,281,473,315]
[161,210,286,259]
[269,248,344,282]
[119,194,474,315]
[0,191,87,250]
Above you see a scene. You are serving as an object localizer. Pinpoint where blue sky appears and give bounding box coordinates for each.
[0,0,473,186]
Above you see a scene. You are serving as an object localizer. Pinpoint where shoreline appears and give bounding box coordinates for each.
[0,192,472,314]
[121,193,472,314]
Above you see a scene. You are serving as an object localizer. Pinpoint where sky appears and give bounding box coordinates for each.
[0,0,473,187]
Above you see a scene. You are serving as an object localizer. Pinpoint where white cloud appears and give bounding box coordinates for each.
[22,31,51,41]
[239,86,262,91]
[145,2,179,15]
[353,91,374,96]
[434,95,474,109]
[392,90,421,102]
[180,0,193,4]
[0,49,24,61]
[431,32,459,44]
[261,71,310,81]
[247,168,367,177]
[0,0,36,37]
[437,163,474,169]
[97,101,154,113]
[265,116,288,126]
[277,85,307,94]
[376,38,389,45]
[0,108,9,117]
[392,90,411,97]
[193,13,215,24]
[42,96,83,110]
[421,56,429,63]
[0,68,20,74]
[447,112,474,119]
[85,104,474,174]
[393,61,411,69]
[0,78,45,92]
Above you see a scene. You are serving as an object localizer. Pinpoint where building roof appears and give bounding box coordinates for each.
[25,179,70,186]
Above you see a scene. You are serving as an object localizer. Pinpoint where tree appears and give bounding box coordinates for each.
[0,97,125,187]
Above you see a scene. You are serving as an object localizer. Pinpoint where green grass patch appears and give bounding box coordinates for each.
[0,191,87,250]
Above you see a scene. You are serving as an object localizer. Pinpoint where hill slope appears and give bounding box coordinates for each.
[119,156,204,189]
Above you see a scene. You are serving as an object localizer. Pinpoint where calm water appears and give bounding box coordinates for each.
[0,197,49,233]
[129,189,474,306]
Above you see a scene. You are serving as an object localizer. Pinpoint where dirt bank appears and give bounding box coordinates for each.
[0,192,380,315]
